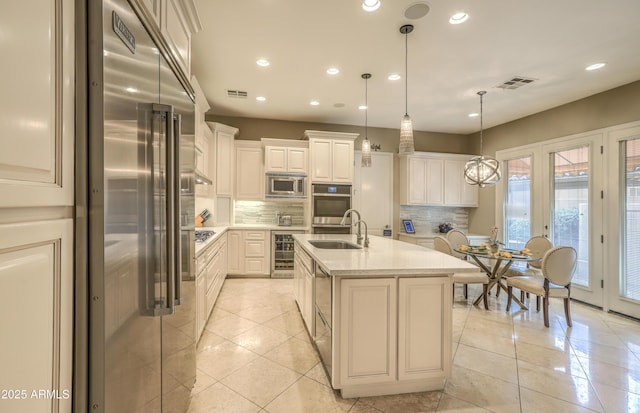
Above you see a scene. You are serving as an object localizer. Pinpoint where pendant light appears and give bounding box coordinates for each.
[398,24,415,155]
[361,73,372,167]
[464,91,501,187]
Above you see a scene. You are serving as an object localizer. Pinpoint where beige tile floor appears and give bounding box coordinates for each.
[188,278,640,413]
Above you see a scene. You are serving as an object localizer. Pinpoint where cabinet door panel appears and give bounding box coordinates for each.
[244,240,265,257]
[216,132,234,196]
[235,146,264,200]
[227,231,243,274]
[398,277,451,381]
[425,159,444,205]
[332,140,353,183]
[311,139,332,182]
[0,0,74,207]
[339,278,396,385]
[164,0,190,76]
[443,160,461,205]
[287,148,308,173]
[408,158,427,204]
[265,146,287,172]
[0,219,73,413]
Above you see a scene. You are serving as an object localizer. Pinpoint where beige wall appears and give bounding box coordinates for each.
[468,80,640,235]
[204,114,471,154]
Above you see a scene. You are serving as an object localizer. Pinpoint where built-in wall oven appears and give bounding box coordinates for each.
[311,184,352,234]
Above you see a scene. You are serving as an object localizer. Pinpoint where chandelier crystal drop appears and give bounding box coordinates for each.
[398,24,415,155]
[464,91,501,187]
[361,73,372,167]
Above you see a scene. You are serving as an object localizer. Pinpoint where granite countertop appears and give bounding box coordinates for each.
[293,234,479,277]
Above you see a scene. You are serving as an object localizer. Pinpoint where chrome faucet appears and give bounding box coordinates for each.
[340,209,369,247]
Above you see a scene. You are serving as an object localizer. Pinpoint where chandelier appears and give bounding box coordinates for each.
[464,91,501,187]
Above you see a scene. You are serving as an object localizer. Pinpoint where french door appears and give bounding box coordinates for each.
[606,125,640,318]
[542,134,604,307]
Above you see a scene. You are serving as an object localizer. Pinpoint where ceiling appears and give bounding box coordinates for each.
[190,0,640,135]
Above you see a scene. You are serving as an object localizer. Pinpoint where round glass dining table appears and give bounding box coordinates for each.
[454,247,541,310]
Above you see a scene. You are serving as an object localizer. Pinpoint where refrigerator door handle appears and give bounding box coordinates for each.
[173,113,183,306]
[154,103,176,315]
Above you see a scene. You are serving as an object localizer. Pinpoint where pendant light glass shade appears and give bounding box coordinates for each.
[464,91,501,187]
[361,73,372,167]
[398,24,415,155]
[399,114,414,154]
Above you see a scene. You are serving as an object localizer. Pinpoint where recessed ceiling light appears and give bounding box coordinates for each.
[468,112,479,118]
[362,0,381,12]
[449,12,469,24]
[256,96,266,101]
[310,100,320,106]
[359,105,367,110]
[256,58,270,67]
[388,74,401,81]
[585,62,606,71]
[125,87,138,93]
[326,67,340,75]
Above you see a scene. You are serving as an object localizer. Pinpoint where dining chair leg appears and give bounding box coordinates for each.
[543,295,550,327]
[506,286,512,311]
[482,284,489,310]
[464,284,468,299]
[452,283,455,299]
[520,290,525,302]
[496,284,501,298]
[536,295,540,312]
[564,297,572,327]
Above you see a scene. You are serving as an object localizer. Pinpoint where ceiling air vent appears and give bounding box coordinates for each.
[226,89,248,98]
[496,76,537,90]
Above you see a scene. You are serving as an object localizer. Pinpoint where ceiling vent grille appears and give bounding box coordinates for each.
[496,76,537,90]
[226,89,248,98]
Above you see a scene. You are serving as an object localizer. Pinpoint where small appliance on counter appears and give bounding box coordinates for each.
[277,213,292,226]
[438,223,453,233]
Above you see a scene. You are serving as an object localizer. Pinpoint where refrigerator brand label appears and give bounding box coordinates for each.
[112,11,136,54]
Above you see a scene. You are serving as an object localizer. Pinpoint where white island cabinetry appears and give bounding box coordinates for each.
[293,234,477,398]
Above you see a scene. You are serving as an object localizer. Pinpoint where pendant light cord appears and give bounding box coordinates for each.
[404,31,408,116]
[478,91,486,156]
[365,76,368,138]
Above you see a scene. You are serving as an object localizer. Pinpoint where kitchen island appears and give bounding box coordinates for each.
[292,234,479,398]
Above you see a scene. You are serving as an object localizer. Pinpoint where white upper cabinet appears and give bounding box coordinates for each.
[235,141,264,200]
[304,130,358,183]
[0,0,74,208]
[208,122,238,197]
[262,139,309,174]
[400,152,478,207]
[135,0,201,78]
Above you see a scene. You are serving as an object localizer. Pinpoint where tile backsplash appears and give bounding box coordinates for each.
[234,200,306,225]
[399,206,469,235]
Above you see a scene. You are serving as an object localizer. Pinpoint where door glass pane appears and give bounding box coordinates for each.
[504,157,531,251]
[551,146,589,287]
[622,138,640,301]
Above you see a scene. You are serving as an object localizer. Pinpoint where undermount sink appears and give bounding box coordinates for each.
[308,240,362,249]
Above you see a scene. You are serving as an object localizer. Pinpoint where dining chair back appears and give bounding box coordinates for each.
[446,229,469,260]
[524,236,553,269]
[506,245,577,327]
[434,235,489,309]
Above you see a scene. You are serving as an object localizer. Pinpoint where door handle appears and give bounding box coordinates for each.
[173,113,183,306]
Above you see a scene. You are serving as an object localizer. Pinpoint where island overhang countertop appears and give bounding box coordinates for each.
[293,234,480,277]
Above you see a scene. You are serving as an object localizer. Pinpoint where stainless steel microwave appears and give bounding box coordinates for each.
[265,173,306,198]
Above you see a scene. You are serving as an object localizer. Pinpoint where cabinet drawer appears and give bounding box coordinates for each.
[295,243,314,274]
[244,240,266,257]
[244,230,266,240]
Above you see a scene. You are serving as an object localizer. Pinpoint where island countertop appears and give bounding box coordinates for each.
[293,234,480,277]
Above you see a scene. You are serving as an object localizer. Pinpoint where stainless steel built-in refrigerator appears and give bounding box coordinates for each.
[87,0,196,411]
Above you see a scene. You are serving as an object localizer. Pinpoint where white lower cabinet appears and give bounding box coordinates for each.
[294,243,315,336]
[0,219,73,413]
[195,233,227,342]
[339,278,397,386]
[335,275,451,397]
[226,230,270,276]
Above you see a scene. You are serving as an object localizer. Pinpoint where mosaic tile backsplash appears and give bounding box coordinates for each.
[234,200,306,226]
[399,205,469,235]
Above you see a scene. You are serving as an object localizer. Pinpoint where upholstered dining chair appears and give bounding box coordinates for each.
[446,229,470,260]
[434,235,489,309]
[503,236,554,305]
[505,246,577,327]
